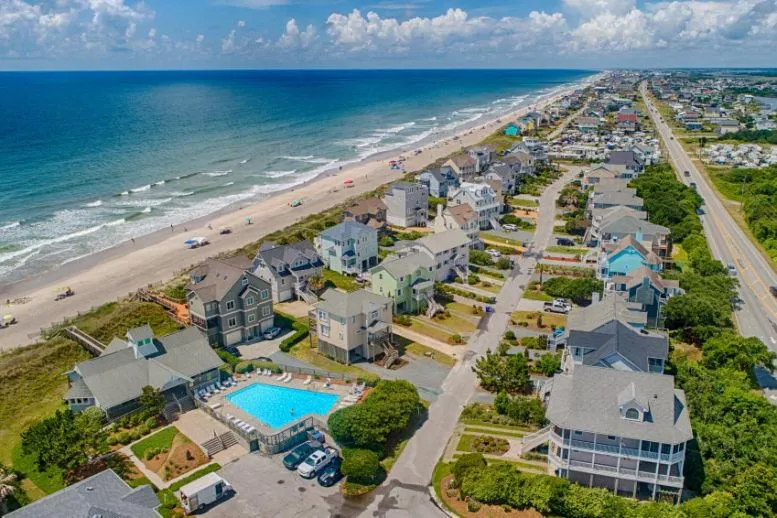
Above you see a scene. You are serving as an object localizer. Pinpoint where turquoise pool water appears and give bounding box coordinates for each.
[609,249,647,276]
[226,383,340,429]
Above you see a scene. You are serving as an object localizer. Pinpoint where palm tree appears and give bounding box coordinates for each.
[307,273,325,294]
[0,466,17,515]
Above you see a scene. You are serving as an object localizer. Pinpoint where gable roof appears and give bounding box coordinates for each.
[611,266,681,292]
[545,366,692,444]
[599,213,669,239]
[254,240,322,276]
[73,327,221,410]
[421,166,455,183]
[414,228,470,254]
[449,154,476,168]
[445,203,477,226]
[374,252,434,279]
[607,150,644,168]
[592,205,647,222]
[567,319,668,372]
[567,293,648,331]
[591,190,644,209]
[6,469,160,518]
[319,220,375,243]
[188,258,258,302]
[315,289,391,318]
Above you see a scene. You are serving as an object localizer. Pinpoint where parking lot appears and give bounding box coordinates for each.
[201,453,367,517]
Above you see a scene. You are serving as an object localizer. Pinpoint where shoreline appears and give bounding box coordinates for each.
[0,75,597,351]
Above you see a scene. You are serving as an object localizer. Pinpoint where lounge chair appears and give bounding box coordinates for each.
[216,382,224,390]
[303,376,312,385]
[344,394,360,403]
[284,373,293,383]
[265,369,273,376]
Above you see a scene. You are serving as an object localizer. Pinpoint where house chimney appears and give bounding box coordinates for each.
[437,203,443,218]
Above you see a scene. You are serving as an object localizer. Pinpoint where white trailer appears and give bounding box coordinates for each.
[178,472,232,515]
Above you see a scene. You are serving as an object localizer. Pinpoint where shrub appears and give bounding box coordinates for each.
[356,375,380,387]
[494,392,510,414]
[467,500,482,512]
[236,362,255,374]
[277,312,309,352]
[448,334,464,345]
[471,435,509,455]
[107,436,118,446]
[117,432,131,445]
[393,314,412,326]
[503,330,516,341]
[144,417,158,429]
[379,236,395,247]
[341,448,381,484]
[496,257,513,270]
[452,453,487,485]
[217,349,240,370]
[137,424,150,437]
[467,274,480,285]
[145,448,158,461]
[130,430,141,441]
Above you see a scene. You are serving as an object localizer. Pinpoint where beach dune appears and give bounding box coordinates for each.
[0,83,584,351]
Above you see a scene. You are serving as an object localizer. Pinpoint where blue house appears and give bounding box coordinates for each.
[315,220,379,275]
[598,236,662,280]
[419,166,458,198]
[504,123,520,137]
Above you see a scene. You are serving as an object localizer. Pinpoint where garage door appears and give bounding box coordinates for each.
[279,289,293,301]
[225,330,243,346]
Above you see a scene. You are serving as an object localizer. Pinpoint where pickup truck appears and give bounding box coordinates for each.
[297,447,339,478]
[544,299,572,314]
[282,440,323,470]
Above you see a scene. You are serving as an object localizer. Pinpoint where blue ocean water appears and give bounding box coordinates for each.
[0,69,594,282]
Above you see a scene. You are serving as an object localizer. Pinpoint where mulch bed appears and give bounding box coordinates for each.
[440,474,542,518]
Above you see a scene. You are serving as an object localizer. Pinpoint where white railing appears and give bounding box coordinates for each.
[519,426,551,455]
[549,431,685,463]
[565,459,684,487]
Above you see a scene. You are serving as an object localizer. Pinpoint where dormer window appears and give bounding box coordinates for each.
[624,407,641,421]
[242,277,249,287]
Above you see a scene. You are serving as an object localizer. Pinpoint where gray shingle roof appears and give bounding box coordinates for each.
[592,190,644,208]
[414,229,470,254]
[607,150,644,168]
[567,320,667,372]
[567,294,647,331]
[72,327,221,410]
[319,220,375,242]
[374,252,434,279]
[6,469,160,518]
[254,240,322,276]
[546,366,692,444]
[599,214,669,239]
[315,289,391,318]
[188,258,254,302]
[64,377,93,400]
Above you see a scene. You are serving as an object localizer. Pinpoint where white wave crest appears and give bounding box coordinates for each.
[84,200,103,208]
[171,191,195,197]
[0,221,21,231]
[204,170,231,177]
[265,169,298,178]
[130,184,151,193]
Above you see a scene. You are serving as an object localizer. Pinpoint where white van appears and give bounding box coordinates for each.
[178,472,232,515]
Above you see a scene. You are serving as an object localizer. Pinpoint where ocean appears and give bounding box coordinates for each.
[0,69,594,283]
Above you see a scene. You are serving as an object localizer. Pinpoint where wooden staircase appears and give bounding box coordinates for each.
[201,431,239,457]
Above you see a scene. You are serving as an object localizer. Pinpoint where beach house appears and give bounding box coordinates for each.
[382,182,429,228]
[598,236,663,280]
[466,145,496,173]
[606,150,645,177]
[369,251,435,314]
[252,240,324,303]
[445,154,477,182]
[393,228,471,282]
[545,366,692,502]
[607,267,684,326]
[187,257,275,346]
[419,166,458,198]
[586,207,670,259]
[6,469,161,518]
[566,293,648,333]
[433,203,480,244]
[485,163,519,194]
[64,325,223,420]
[309,289,393,364]
[448,182,501,230]
[342,198,388,230]
[315,220,379,275]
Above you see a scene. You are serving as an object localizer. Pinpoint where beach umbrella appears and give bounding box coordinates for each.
[344,179,354,185]
[3,314,13,322]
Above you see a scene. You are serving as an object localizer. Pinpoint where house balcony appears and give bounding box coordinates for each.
[411,280,435,300]
[549,430,685,464]
[549,451,684,488]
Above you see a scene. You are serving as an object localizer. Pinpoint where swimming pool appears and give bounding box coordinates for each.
[225,383,340,429]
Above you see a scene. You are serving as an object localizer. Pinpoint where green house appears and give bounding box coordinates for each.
[504,123,519,137]
[370,252,435,314]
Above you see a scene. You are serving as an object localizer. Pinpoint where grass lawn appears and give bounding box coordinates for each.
[11,443,64,499]
[511,310,567,331]
[405,342,456,368]
[322,269,360,292]
[463,427,527,438]
[477,269,506,281]
[455,434,478,452]
[508,197,539,208]
[672,243,689,272]
[72,301,182,344]
[288,337,374,379]
[427,313,477,334]
[432,462,452,506]
[130,426,178,459]
[522,290,553,302]
[408,318,454,343]
[481,234,526,250]
[445,301,482,316]
[475,281,501,294]
[489,459,548,473]
[459,419,536,433]
[545,245,590,255]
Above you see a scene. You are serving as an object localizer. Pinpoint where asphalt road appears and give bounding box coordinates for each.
[357,167,581,517]
[640,84,777,356]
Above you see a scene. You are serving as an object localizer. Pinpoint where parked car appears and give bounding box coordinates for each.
[770,286,777,299]
[544,299,572,314]
[263,326,282,340]
[684,170,690,177]
[486,249,502,258]
[695,207,705,215]
[689,182,697,191]
[283,441,323,470]
[556,237,575,246]
[223,345,241,357]
[728,264,737,276]
[502,223,517,231]
[318,457,343,487]
[297,447,339,478]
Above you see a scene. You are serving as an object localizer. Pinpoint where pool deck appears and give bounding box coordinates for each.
[201,372,356,435]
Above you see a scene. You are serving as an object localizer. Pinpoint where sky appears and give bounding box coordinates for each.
[1,0,776,70]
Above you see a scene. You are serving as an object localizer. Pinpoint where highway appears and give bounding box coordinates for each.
[640,83,777,359]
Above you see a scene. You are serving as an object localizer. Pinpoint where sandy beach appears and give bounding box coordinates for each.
[0,81,586,351]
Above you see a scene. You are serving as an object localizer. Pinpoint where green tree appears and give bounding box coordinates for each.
[341,448,381,484]
[470,250,494,266]
[472,349,530,393]
[536,353,561,377]
[451,453,487,486]
[496,256,512,270]
[730,463,777,517]
[139,385,165,419]
[494,392,510,414]
[21,408,107,474]
[702,332,776,372]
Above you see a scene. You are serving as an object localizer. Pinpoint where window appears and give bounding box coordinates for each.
[320,324,330,337]
[573,430,582,436]
[396,289,402,296]
[226,300,235,311]
[379,273,383,280]
[607,435,616,441]
[318,310,328,321]
[246,296,254,306]
[371,310,379,321]
[260,289,269,300]
[661,444,671,455]
[242,277,248,286]
[228,317,237,328]
[262,306,271,316]
[339,331,344,340]
[625,408,640,420]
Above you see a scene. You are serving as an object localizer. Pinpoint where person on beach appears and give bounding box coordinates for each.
[208,224,212,231]
[170,224,174,231]
[131,238,135,245]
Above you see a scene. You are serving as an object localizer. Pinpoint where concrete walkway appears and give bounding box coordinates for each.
[359,167,580,517]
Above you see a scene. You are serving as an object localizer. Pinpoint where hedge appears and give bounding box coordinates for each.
[276,312,310,352]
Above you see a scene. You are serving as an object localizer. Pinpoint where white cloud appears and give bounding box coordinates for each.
[148,27,156,38]
[221,28,236,53]
[213,0,289,8]
[277,18,316,49]
[196,33,205,43]
[238,20,246,27]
